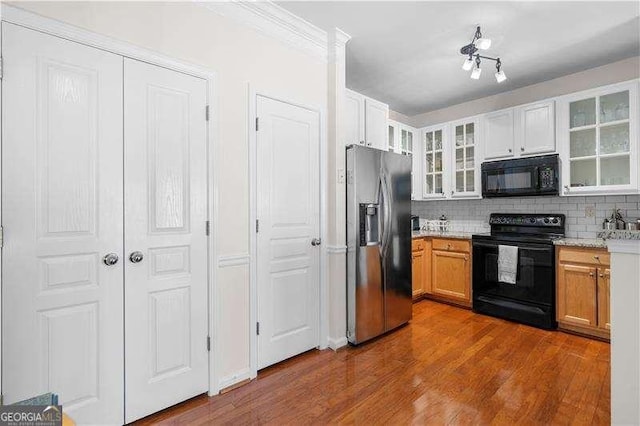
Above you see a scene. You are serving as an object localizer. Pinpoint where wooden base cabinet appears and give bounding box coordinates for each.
[556,247,610,340]
[430,238,471,307]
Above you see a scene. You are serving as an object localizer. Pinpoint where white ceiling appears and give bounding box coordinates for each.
[277,1,640,116]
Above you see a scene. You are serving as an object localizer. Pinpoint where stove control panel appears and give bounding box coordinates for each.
[489,214,564,227]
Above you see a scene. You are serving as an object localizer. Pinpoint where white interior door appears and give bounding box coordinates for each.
[123,58,209,422]
[256,96,320,369]
[2,23,124,424]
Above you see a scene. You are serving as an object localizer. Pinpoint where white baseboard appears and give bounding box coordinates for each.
[327,336,348,351]
[216,368,252,393]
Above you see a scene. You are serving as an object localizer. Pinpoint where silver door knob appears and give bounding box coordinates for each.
[311,238,321,246]
[129,251,144,263]
[103,253,119,266]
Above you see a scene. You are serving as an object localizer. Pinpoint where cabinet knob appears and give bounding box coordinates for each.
[599,274,604,278]
[360,140,365,145]
[102,253,119,266]
[129,251,144,263]
[589,272,595,277]
[508,148,512,153]
[563,185,570,194]
[447,244,451,250]
[593,255,600,260]
[520,147,525,152]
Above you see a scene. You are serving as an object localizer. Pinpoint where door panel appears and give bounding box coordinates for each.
[345,90,364,146]
[597,268,611,330]
[257,96,320,369]
[412,249,424,299]
[124,58,208,423]
[432,250,470,302]
[365,98,389,150]
[520,101,555,155]
[2,23,124,424]
[484,109,514,160]
[557,264,597,327]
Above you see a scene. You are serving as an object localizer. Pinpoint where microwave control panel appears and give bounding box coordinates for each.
[539,167,556,189]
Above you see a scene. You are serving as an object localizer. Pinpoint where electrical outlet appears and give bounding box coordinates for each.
[337,169,345,183]
[585,205,595,218]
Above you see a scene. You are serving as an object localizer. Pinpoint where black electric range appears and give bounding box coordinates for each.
[472,213,565,329]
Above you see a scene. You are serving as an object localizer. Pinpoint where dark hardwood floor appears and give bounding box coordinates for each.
[136,300,610,425]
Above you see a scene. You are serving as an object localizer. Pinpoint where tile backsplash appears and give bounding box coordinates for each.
[412,195,640,238]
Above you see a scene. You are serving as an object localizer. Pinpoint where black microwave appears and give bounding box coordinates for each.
[481,154,559,198]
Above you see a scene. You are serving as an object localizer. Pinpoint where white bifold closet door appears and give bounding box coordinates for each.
[2,23,209,425]
[2,23,125,424]
[123,58,209,423]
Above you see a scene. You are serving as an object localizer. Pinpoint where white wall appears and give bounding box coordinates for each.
[389,109,412,125]
[411,56,640,127]
[608,243,640,424]
[11,1,328,390]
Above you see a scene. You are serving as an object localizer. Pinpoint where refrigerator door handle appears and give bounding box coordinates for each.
[380,172,392,256]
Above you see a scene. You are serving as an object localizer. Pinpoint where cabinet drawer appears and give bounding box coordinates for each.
[432,238,470,253]
[557,247,609,266]
[412,238,425,252]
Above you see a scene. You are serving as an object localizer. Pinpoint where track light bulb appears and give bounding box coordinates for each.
[495,70,507,83]
[475,38,492,50]
[462,57,474,71]
[471,67,482,80]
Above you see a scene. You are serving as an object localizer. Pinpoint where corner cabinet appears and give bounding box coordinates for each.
[345,89,388,150]
[558,80,639,196]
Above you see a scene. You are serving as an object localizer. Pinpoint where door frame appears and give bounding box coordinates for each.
[248,87,329,379]
[0,4,222,396]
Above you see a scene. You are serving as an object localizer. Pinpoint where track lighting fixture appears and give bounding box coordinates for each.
[459,26,505,83]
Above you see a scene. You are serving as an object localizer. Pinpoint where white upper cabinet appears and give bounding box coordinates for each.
[365,97,389,150]
[517,100,555,155]
[484,101,555,161]
[450,117,481,198]
[484,109,515,160]
[558,80,639,196]
[344,89,388,150]
[345,89,365,146]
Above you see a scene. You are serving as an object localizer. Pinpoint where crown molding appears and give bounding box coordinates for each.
[202,1,329,62]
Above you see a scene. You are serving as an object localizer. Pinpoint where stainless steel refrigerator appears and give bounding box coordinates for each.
[346,145,412,345]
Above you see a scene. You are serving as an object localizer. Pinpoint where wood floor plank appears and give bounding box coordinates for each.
[134,300,610,425]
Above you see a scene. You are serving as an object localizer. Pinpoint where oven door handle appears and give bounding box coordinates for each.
[534,166,541,189]
[472,241,554,253]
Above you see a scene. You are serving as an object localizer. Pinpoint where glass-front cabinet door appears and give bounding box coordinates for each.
[423,126,446,198]
[560,81,638,195]
[450,118,481,198]
[401,127,414,156]
[388,120,400,153]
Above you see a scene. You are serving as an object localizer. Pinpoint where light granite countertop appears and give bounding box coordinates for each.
[596,230,640,240]
[552,238,608,248]
[411,230,480,240]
